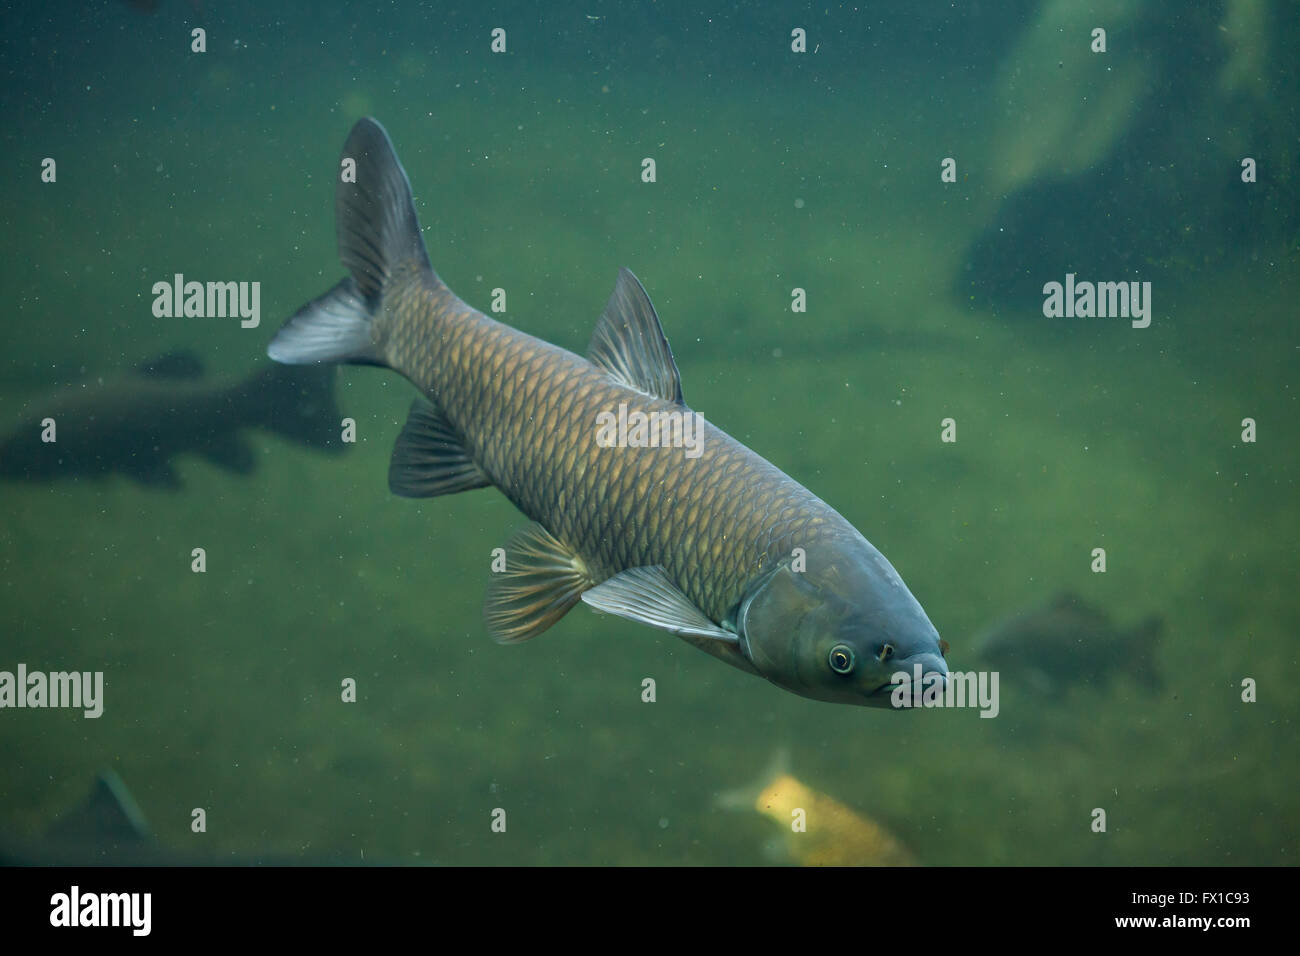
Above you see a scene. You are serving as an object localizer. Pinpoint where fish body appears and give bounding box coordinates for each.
[0,355,341,489]
[975,592,1162,693]
[1,772,387,866]
[720,763,916,866]
[755,774,917,867]
[268,118,946,707]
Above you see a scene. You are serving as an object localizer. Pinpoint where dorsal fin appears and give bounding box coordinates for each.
[47,771,150,843]
[587,268,684,404]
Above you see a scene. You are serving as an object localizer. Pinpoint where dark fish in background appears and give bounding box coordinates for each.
[974,592,1162,694]
[267,118,947,708]
[0,352,342,489]
[1,771,384,866]
[0,771,152,866]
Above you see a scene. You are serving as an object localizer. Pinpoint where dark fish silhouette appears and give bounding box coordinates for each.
[0,771,387,866]
[974,592,1163,694]
[0,353,342,489]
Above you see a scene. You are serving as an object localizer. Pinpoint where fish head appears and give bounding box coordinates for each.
[736,536,947,708]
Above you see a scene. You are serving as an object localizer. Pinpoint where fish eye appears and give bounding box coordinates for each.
[828,644,855,674]
[878,642,895,662]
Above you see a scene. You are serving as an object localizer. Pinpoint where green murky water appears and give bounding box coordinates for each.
[0,1,1295,865]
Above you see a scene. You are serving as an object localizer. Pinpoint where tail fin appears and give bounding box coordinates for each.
[246,362,344,453]
[715,748,792,812]
[1129,616,1163,691]
[268,118,432,368]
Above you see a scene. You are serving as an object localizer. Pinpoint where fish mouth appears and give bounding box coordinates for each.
[867,653,951,708]
[863,681,917,710]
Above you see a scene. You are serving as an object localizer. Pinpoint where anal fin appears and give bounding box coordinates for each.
[388,397,491,498]
[485,523,593,644]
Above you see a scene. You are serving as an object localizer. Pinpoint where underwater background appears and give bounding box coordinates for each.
[0,0,1295,865]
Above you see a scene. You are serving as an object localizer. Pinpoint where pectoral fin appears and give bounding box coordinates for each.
[388,398,491,498]
[484,523,594,644]
[581,566,737,643]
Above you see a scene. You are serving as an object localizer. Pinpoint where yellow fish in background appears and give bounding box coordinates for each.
[721,761,918,867]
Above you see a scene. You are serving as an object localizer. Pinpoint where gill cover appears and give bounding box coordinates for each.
[738,561,831,684]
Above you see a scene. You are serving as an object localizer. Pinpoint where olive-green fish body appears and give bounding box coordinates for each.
[270,119,946,707]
